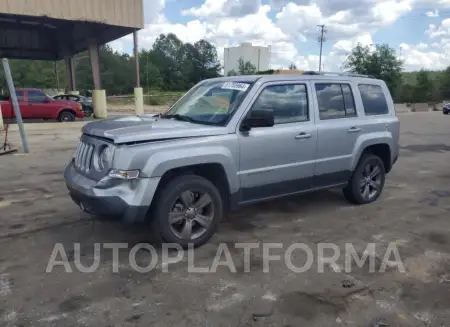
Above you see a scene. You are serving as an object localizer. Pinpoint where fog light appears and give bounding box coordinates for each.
[108,169,140,180]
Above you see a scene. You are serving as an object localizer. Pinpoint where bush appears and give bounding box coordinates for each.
[146,96,166,106]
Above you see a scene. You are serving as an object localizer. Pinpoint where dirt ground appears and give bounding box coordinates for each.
[1,112,450,327]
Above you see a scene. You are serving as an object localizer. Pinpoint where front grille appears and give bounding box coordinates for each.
[74,141,95,172]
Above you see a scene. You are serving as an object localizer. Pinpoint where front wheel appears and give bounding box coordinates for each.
[343,154,386,205]
[150,175,223,248]
[444,111,449,115]
[58,111,75,122]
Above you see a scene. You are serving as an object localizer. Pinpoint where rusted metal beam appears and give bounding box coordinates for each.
[88,40,101,90]
[133,31,140,88]
[65,56,76,91]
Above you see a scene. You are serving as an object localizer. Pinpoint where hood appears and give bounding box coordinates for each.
[52,99,79,107]
[82,115,228,144]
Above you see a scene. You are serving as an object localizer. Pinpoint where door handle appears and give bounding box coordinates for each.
[348,127,361,133]
[295,132,312,139]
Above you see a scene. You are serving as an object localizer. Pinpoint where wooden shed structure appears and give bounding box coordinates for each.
[0,0,144,117]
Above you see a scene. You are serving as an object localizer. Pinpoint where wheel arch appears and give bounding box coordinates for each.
[353,138,393,173]
[57,108,76,118]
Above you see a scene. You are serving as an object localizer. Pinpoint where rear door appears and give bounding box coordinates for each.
[312,80,363,187]
[27,90,53,118]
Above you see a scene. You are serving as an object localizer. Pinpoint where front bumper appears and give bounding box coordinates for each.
[75,110,85,118]
[64,160,160,223]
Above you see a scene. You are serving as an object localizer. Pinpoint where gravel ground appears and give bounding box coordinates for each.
[1,111,450,327]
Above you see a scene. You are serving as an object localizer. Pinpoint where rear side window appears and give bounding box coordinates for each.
[358,84,389,115]
[315,83,356,120]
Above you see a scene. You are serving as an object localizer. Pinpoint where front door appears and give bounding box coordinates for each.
[238,82,317,203]
[312,81,362,187]
[27,90,53,118]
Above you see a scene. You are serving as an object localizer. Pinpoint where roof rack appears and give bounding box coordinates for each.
[301,71,374,78]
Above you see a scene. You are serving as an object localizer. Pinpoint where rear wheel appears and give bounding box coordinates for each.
[58,111,75,122]
[343,154,386,205]
[150,175,223,248]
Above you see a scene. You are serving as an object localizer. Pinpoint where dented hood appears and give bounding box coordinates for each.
[82,115,228,144]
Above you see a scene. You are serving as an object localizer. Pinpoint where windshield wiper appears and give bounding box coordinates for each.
[162,114,197,123]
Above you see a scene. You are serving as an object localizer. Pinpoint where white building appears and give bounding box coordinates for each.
[224,42,271,75]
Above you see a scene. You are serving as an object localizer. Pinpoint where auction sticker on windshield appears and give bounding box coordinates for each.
[221,82,250,92]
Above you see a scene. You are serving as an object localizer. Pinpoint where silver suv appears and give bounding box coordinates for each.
[64,72,400,247]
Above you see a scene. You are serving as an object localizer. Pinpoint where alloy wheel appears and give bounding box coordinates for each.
[359,162,382,201]
[168,190,215,240]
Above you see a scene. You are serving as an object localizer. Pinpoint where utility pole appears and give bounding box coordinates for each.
[2,59,29,153]
[54,61,60,90]
[317,24,327,72]
[399,46,403,61]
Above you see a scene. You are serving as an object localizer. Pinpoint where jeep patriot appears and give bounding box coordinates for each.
[64,72,400,248]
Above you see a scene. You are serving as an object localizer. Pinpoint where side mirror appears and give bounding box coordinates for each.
[240,109,274,131]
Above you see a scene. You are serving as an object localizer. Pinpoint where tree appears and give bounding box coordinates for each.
[227,70,238,76]
[193,40,221,80]
[439,66,450,101]
[0,34,223,93]
[237,58,257,75]
[413,70,433,102]
[289,63,297,70]
[344,44,403,94]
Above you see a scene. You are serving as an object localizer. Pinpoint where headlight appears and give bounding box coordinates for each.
[78,104,83,111]
[98,146,113,171]
[108,169,140,180]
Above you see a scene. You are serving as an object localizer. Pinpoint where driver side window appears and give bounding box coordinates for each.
[251,84,309,124]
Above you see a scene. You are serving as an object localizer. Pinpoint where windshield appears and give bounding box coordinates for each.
[163,80,253,125]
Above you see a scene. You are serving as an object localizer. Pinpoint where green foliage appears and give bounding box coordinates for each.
[344,43,403,95]
[289,63,297,70]
[237,58,257,75]
[344,43,450,103]
[0,34,221,95]
[413,70,433,102]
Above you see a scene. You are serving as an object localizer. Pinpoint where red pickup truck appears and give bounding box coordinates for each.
[0,88,84,122]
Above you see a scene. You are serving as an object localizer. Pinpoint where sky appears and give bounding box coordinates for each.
[109,0,450,72]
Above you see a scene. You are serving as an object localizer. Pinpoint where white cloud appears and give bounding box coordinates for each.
[144,0,165,24]
[109,0,450,74]
[426,9,439,17]
[426,19,450,38]
[182,0,261,18]
[332,34,374,55]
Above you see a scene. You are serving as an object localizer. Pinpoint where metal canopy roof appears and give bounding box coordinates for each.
[0,0,144,60]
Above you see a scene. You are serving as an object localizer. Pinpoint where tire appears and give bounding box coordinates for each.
[444,111,449,115]
[58,110,76,122]
[84,107,93,117]
[150,174,223,248]
[343,154,386,205]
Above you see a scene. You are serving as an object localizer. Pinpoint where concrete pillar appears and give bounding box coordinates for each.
[134,87,144,116]
[88,40,107,118]
[0,103,4,131]
[92,90,107,119]
[65,56,76,93]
